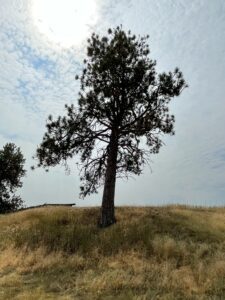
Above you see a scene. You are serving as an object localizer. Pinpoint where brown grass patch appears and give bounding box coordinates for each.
[0,205,225,299]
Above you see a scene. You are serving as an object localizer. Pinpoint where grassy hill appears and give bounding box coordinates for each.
[0,206,225,299]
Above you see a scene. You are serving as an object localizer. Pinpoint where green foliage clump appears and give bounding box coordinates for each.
[0,143,26,213]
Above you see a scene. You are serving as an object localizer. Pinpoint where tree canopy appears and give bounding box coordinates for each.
[0,143,26,213]
[34,27,187,226]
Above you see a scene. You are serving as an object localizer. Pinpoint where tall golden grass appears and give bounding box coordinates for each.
[0,205,225,299]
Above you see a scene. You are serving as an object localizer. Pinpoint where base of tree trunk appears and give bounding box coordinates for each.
[98,211,116,228]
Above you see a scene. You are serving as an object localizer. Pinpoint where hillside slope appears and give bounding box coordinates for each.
[0,206,225,299]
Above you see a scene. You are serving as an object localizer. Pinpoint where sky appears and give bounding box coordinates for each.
[0,0,225,207]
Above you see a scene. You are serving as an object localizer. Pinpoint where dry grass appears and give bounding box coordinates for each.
[0,205,225,299]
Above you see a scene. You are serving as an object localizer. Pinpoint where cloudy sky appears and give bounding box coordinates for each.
[0,0,225,207]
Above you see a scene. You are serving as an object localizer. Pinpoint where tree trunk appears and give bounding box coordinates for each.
[99,130,118,228]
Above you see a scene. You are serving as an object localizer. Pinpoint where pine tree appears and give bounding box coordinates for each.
[34,27,187,227]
